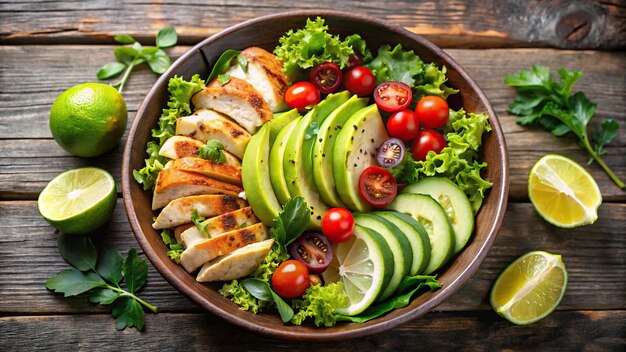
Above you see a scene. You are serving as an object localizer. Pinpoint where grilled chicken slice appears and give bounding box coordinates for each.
[180,207,259,247]
[180,222,268,272]
[152,194,246,229]
[159,136,242,166]
[170,157,242,186]
[176,109,251,158]
[152,168,243,210]
[191,77,272,134]
[225,47,289,112]
[196,239,274,282]
[173,223,194,245]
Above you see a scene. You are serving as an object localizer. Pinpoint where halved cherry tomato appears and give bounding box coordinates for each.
[310,62,342,94]
[411,129,446,161]
[415,96,449,129]
[358,166,398,208]
[284,81,320,110]
[272,260,310,298]
[348,52,363,68]
[373,81,412,112]
[386,109,420,141]
[288,232,334,273]
[343,66,376,97]
[322,208,355,243]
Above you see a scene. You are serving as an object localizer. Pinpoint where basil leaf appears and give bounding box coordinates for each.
[217,73,231,85]
[96,246,123,285]
[45,268,106,297]
[97,62,126,79]
[114,46,138,65]
[280,197,310,246]
[147,49,171,74]
[57,233,97,271]
[112,296,145,331]
[114,34,136,44]
[122,248,148,293]
[156,27,177,48]
[271,291,294,323]
[237,53,248,72]
[242,278,273,301]
[198,139,226,163]
[89,287,120,305]
[207,49,239,82]
[140,46,159,56]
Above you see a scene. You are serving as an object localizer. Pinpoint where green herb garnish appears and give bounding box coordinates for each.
[198,139,227,163]
[242,278,294,323]
[269,196,310,247]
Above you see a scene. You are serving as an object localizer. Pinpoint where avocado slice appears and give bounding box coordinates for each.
[269,117,300,205]
[241,123,281,226]
[283,91,351,228]
[333,104,389,211]
[312,95,368,207]
[269,109,299,143]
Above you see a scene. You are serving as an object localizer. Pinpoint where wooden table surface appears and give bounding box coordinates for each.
[1,1,625,350]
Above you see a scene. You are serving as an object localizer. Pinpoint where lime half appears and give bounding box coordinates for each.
[38,167,117,234]
[528,154,601,228]
[490,251,568,325]
[322,225,393,316]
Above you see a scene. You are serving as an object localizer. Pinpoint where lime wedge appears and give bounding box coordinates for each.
[528,154,601,228]
[38,167,117,234]
[322,225,393,316]
[490,251,568,325]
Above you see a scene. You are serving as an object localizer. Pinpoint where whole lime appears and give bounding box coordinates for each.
[50,83,127,157]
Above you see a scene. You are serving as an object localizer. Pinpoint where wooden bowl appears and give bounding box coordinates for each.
[122,10,509,341]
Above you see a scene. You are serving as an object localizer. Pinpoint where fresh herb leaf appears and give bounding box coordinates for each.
[112,297,145,331]
[89,288,121,305]
[156,27,177,48]
[122,248,148,294]
[167,246,184,264]
[46,268,106,297]
[114,46,139,66]
[271,291,294,323]
[237,53,248,72]
[97,62,126,80]
[217,73,231,85]
[114,34,137,44]
[269,196,310,247]
[146,48,171,74]
[242,278,294,323]
[96,247,123,285]
[207,49,240,82]
[191,209,210,237]
[505,65,624,188]
[198,139,226,163]
[57,233,97,272]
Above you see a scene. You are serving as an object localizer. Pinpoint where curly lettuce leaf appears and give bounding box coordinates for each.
[290,282,348,327]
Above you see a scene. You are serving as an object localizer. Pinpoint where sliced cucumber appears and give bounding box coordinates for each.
[403,177,474,254]
[386,193,455,274]
[353,213,413,301]
[375,211,431,275]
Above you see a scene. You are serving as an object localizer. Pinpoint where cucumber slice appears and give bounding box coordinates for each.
[353,213,413,301]
[386,193,455,274]
[403,177,474,253]
[375,211,431,275]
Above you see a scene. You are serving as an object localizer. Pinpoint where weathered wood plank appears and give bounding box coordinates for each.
[0,311,624,350]
[1,0,624,49]
[1,200,624,314]
[1,46,624,199]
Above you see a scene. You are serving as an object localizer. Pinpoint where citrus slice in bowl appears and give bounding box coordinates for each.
[490,251,567,325]
[322,225,393,316]
[528,154,601,228]
[38,167,117,234]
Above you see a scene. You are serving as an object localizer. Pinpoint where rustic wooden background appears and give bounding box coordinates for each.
[1,1,625,350]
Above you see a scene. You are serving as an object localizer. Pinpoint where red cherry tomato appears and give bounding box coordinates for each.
[411,129,447,161]
[322,208,355,243]
[310,62,342,94]
[271,260,310,298]
[386,110,420,142]
[288,232,334,273]
[284,82,320,110]
[415,96,450,129]
[374,82,412,112]
[358,166,398,208]
[348,52,363,68]
[343,66,376,97]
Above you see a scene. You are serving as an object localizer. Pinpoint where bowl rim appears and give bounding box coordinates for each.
[122,9,509,341]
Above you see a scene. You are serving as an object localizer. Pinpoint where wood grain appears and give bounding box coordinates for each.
[1,1,624,49]
[1,311,624,351]
[1,200,623,314]
[0,46,624,200]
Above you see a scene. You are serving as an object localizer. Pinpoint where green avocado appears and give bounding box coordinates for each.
[333,104,389,211]
[312,95,368,207]
[283,91,351,228]
[269,117,300,205]
[269,109,299,143]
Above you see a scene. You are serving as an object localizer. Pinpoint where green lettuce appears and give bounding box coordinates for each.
[133,74,205,190]
[290,282,348,327]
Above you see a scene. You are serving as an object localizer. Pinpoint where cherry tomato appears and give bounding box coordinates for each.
[310,62,342,94]
[284,81,320,110]
[411,129,447,161]
[386,109,420,141]
[288,232,334,273]
[374,81,412,112]
[271,260,310,298]
[343,66,376,97]
[322,208,355,243]
[358,166,398,208]
[415,96,450,129]
[348,52,362,68]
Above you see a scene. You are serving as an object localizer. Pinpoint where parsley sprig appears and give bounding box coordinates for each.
[505,65,623,188]
[46,234,157,331]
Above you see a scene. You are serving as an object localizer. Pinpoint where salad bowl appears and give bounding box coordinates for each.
[122,10,509,340]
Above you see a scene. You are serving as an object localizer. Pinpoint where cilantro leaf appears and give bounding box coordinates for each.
[122,248,148,293]
[592,119,619,157]
[57,234,97,272]
[96,247,123,285]
[46,269,106,297]
[89,288,121,305]
[198,139,226,163]
[112,297,145,331]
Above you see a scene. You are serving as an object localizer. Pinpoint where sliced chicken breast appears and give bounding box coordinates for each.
[191,77,272,134]
[170,157,242,186]
[152,194,246,229]
[180,206,259,247]
[196,239,274,282]
[176,109,251,158]
[159,135,242,166]
[225,47,289,112]
[173,223,194,246]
